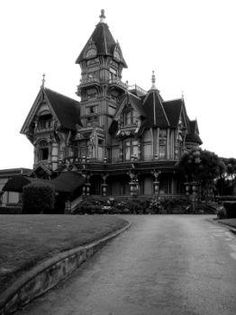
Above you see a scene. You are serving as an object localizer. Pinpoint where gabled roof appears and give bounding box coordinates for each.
[21,87,81,135]
[113,92,145,121]
[127,92,146,117]
[142,90,170,128]
[76,22,127,67]
[162,99,183,128]
[44,88,81,130]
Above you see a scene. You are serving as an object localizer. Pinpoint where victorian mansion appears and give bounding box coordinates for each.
[20,10,202,198]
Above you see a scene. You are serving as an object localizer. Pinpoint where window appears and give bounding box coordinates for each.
[87,116,98,127]
[98,139,104,146]
[124,140,139,160]
[40,148,49,160]
[123,110,134,126]
[159,129,167,159]
[159,145,166,159]
[38,114,52,130]
[38,140,49,161]
[159,129,167,138]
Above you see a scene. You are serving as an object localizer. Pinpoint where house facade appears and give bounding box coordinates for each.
[20,10,202,198]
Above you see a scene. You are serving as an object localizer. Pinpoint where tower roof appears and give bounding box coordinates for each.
[76,10,127,67]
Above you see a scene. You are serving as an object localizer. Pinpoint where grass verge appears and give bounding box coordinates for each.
[0,215,128,294]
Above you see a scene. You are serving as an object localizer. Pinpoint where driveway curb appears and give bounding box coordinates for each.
[217,220,236,235]
[0,222,131,315]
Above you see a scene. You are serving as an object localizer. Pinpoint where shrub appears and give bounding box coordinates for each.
[74,196,152,215]
[22,183,55,214]
[223,202,236,218]
[216,205,227,219]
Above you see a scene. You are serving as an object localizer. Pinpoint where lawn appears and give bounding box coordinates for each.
[0,215,128,294]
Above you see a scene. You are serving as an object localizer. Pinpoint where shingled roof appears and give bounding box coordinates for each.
[76,21,127,67]
[162,99,183,128]
[142,90,170,128]
[44,88,81,130]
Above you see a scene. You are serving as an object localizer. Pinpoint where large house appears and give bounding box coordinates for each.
[20,10,202,199]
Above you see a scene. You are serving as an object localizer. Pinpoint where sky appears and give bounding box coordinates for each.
[0,0,236,169]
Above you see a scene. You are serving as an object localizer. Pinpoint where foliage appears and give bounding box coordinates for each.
[73,196,215,215]
[215,157,236,196]
[216,205,227,219]
[223,157,236,180]
[179,148,225,183]
[22,183,55,214]
[223,202,236,218]
[178,148,225,199]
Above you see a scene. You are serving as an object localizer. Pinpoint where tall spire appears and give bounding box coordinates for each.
[99,9,106,23]
[151,70,156,89]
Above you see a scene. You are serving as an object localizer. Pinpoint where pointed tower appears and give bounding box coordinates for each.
[75,10,128,160]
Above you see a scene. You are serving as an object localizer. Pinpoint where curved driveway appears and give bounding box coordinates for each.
[18,215,236,315]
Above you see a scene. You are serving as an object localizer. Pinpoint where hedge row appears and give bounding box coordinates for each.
[73,196,214,215]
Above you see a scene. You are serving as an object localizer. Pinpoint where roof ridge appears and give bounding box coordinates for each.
[128,91,141,100]
[102,23,108,55]
[156,91,170,126]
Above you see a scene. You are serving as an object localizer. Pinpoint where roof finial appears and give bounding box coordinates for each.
[181,90,184,100]
[151,70,156,89]
[41,73,45,88]
[99,9,106,23]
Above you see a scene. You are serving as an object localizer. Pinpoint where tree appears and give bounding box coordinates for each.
[216,157,236,195]
[178,148,225,199]
[22,183,55,214]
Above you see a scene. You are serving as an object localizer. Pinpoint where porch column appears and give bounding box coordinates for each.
[86,174,91,196]
[152,170,160,196]
[65,200,71,214]
[184,182,190,196]
[128,171,136,196]
[101,174,108,196]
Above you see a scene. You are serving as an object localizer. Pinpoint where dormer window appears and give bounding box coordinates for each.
[123,109,134,126]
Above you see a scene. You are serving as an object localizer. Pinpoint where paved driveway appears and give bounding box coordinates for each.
[18,215,236,315]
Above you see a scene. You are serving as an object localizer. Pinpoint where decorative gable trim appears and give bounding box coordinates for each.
[20,88,60,135]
